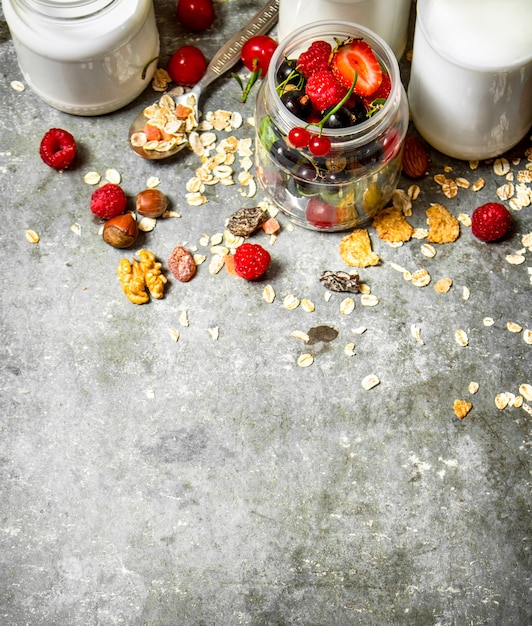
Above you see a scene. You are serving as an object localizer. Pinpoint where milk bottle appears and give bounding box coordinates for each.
[408,0,532,160]
[278,0,412,60]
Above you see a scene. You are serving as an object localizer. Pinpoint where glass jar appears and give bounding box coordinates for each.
[408,0,532,160]
[278,0,412,60]
[2,0,160,116]
[254,20,409,232]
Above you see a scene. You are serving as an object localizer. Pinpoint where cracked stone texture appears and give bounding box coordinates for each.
[1,1,531,625]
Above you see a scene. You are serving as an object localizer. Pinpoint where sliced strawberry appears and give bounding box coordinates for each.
[362,71,391,106]
[331,38,382,97]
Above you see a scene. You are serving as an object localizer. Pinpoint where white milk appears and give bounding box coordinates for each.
[278,0,412,60]
[408,0,532,160]
[2,0,160,116]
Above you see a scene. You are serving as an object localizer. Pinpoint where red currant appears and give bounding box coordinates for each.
[288,127,310,149]
[308,134,331,157]
[176,0,215,31]
[167,45,207,86]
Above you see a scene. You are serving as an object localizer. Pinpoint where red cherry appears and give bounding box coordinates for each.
[240,35,278,76]
[288,127,310,149]
[308,134,331,157]
[305,197,338,229]
[167,45,207,86]
[176,0,215,31]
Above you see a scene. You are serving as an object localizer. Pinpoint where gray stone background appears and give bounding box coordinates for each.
[0,1,531,624]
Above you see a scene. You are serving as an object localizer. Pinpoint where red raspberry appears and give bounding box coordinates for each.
[471,202,512,242]
[297,40,332,78]
[234,243,271,280]
[39,128,77,171]
[305,71,347,112]
[90,183,128,220]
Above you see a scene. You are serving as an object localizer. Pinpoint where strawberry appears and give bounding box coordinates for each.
[331,38,383,97]
[234,243,271,280]
[39,128,77,171]
[471,202,512,242]
[305,70,347,112]
[90,183,128,220]
[362,71,391,108]
[297,40,332,78]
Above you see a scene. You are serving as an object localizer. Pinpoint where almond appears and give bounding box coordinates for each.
[402,136,429,179]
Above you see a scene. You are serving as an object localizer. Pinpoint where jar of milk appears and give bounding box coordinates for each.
[2,0,160,116]
[278,0,412,60]
[408,0,532,160]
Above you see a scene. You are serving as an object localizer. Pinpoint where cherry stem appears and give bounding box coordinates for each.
[241,59,262,103]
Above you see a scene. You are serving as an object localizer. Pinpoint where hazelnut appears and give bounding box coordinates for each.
[136,188,168,218]
[102,213,138,248]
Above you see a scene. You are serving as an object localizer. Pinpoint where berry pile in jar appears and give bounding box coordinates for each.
[277,37,391,157]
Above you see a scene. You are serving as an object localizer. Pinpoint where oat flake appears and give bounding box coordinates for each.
[519,384,532,402]
[361,294,379,307]
[105,169,121,184]
[483,317,495,326]
[10,80,25,92]
[340,297,355,315]
[292,330,310,343]
[297,353,314,368]
[84,171,101,185]
[361,374,380,390]
[262,285,275,304]
[168,328,180,342]
[301,299,315,313]
[506,321,523,333]
[25,229,39,244]
[455,329,469,346]
[523,329,532,345]
[283,294,300,310]
[344,343,356,356]
[468,382,479,394]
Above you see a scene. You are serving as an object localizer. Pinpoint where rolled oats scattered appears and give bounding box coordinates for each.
[193,254,206,265]
[433,174,446,186]
[392,188,412,216]
[412,228,429,239]
[471,178,485,192]
[434,277,452,293]
[283,294,300,310]
[25,229,39,244]
[410,269,431,287]
[292,330,309,342]
[70,223,81,236]
[359,283,371,295]
[441,178,458,198]
[523,329,532,345]
[208,254,225,274]
[344,343,356,356]
[84,171,101,185]
[469,160,479,170]
[410,324,424,345]
[496,182,514,201]
[301,299,315,313]
[523,403,532,417]
[146,176,161,188]
[468,382,479,394]
[505,253,526,265]
[361,374,380,390]
[179,310,189,327]
[390,262,407,273]
[340,297,355,315]
[517,169,532,183]
[186,192,207,206]
[455,177,470,189]
[420,243,436,258]
[506,321,523,333]
[462,286,470,301]
[105,168,121,184]
[10,80,25,92]
[138,217,156,232]
[483,317,495,326]
[455,329,469,346]
[495,392,511,410]
[168,327,180,342]
[360,294,379,307]
[352,326,367,335]
[519,384,532,402]
[493,157,510,176]
[262,285,275,304]
[208,327,219,340]
[407,184,421,200]
[297,353,314,368]
[162,210,181,219]
[458,213,472,227]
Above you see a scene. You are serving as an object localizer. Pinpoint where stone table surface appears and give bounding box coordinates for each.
[1,1,531,625]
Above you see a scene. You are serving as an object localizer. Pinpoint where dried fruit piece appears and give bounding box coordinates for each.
[320,270,360,293]
[402,136,429,178]
[426,203,460,244]
[39,128,77,171]
[227,207,267,237]
[167,245,197,282]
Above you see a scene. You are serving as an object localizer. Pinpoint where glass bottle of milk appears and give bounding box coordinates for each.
[278,0,412,60]
[408,0,532,160]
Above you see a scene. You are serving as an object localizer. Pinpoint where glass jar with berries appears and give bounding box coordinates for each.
[254,20,409,231]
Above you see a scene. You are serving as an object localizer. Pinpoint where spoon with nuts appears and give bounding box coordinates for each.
[129,0,279,160]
